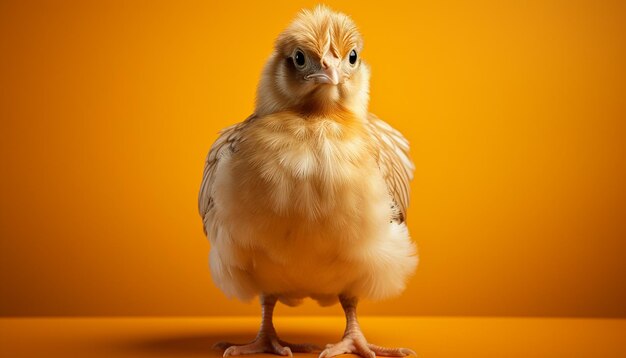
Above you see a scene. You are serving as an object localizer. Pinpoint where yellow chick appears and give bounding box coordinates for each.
[199,5,417,358]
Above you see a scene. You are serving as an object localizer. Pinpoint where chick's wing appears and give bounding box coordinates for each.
[198,115,255,232]
[366,113,415,223]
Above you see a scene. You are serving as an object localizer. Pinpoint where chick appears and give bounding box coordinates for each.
[199,5,417,358]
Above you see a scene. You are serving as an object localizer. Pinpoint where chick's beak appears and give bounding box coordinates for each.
[306,54,342,85]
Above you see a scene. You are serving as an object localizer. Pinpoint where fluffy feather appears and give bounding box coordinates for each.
[199,5,417,308]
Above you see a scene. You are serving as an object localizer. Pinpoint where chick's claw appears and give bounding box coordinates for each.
[278,340,321,353]
[218,338,292,357]
[368,344,417,357]
[319,335,372,358]
[319,335,416,358]
[212,342,236,350]
[216,338,320,357]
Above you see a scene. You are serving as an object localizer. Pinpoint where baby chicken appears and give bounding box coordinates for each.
[199,5,417,358]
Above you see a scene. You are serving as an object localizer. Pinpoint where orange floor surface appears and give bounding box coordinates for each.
[1,317,625,358]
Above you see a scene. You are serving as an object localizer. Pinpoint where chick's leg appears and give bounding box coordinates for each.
[215,295,318,357]
[319,296,416,358]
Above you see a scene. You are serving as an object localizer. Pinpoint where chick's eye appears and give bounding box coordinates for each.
[349,49,358,65]
[294,50,306,67]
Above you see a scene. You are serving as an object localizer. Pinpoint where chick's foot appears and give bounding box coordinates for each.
[319,331,415,358]
[215,339,286,356]
[215,336,318,357]
[321,296,416,358]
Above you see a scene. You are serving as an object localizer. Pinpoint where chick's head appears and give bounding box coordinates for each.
[256,5,370,117]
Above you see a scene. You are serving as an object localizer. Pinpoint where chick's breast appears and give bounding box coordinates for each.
[204,112,417,305]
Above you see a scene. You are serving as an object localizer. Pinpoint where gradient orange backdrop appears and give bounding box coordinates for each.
[1,0,625,317]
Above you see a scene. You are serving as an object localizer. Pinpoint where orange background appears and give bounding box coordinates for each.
[1,0,625,317]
